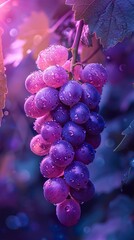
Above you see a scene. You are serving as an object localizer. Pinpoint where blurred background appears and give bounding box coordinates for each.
[0,0,134,239]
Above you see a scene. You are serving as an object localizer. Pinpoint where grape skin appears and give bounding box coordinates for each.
[24,95,47,118]
[50,140,74,168]
[43,178,69,204]
[25,70,46,94]
[43,65,69,88]
[85,112,105,135]
[30,134,50,156]
[59,80,82,106]
[75,142,95,165]
[62,121,86,147]
[81,63,107,88]
[64,161,89,189]
[36,45,68,71]
[33,113,52,133]
[70,102,90,124]
[40,155,64,178]
[41,121,62,144]
[56,198,81,227]
[81,83,101,110]
[35,87,59,112]
[70,180,95,203]
[51,103,70,126]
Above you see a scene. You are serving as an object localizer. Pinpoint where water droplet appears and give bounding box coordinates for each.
[65,206,70,212]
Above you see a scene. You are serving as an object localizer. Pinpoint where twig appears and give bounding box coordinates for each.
[71,20,84,70]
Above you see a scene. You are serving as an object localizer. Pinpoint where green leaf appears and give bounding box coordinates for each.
[66,0,134,48]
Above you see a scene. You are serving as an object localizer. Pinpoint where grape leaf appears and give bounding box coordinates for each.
[17,11,50,59]
[114,120,134,151]
[0,28,8,125]
[66,0,134,48]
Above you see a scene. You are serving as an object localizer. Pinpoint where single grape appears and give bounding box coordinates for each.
[43,65,69,88]
[62,60,82,80]
[51,103,70,125]
[33,113,52,133]
[36,45,68,70]
[86,134,101,149]
[50,140,74,168]
[64,161,89,189]
[85,112,105,135]
[81,63,107,88]
[35,87,59,112]
[59,80,82,106]
[75,142,95,165]
[62,121,86,147]
[70,180,95,203]
[81,83,101,109]
[25,70,46,94]
[43,178,69,204]
[24,95,47,118]
[56,198,81,227]
[30,134,50,156]
[40,155,64,178]
[70,102,90,124]
[41,121,62,144]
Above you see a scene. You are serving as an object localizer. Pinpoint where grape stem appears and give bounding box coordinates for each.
[71,20,84,70]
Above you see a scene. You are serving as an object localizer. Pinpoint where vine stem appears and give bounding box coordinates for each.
[71,20,84,70]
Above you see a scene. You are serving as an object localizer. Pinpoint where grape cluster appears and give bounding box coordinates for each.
[24,45,107,226]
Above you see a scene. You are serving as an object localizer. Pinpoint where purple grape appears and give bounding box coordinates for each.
[35,87,59,112]
[75,142,95,165]
[70,180,95,203]
[41,121,62,144]
[40,155,64,178]
[25,70,46,94]
[52,103,70,125]
[80,63,107,88]
[62,121,86,147]
[43,178,69,204]
[59,80,82,106]
[85,112,105,135]
[50,140,74,167]
[43,65,69,88]
[86,134,101,149]
[56,198,81,226]
[81,83,101,109]
[24,95,47,118]
[30,134,50,156]
[70,102,90,124]
[64,161,89,189]
[33,113,52,133]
